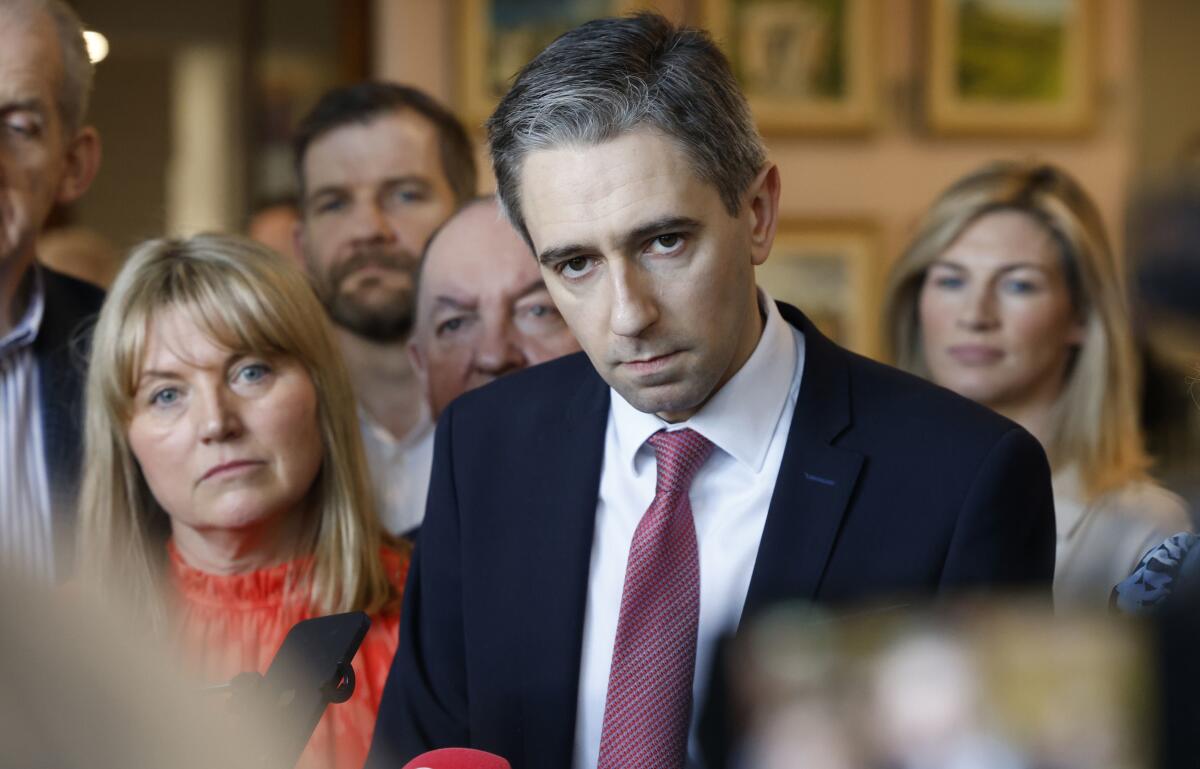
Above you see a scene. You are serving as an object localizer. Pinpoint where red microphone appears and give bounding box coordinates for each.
[401,748,512,769]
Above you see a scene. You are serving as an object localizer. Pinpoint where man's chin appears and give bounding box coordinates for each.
[611,378,710,421]
[328,303,413,343]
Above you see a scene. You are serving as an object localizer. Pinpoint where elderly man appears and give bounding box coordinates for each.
[408,196,579,420]
[369,13,1056,769]
[293,82,475,537]
[0,0,103,581]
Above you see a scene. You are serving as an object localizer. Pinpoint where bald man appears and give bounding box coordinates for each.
[409,196,580,419]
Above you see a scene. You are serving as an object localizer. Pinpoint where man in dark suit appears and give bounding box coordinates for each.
[0,0,103,581]
[368,13,1055,769]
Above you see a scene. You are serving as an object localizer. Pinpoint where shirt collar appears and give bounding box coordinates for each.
[0,264,45,357]
[358,397,434,449]
[610,289,798,474]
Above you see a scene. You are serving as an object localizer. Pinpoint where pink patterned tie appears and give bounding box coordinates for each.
[596,428,715,769]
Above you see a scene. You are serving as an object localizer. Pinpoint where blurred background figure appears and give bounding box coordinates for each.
[727,604,1150,769]
[37,224,123,287]
[883,162,1191,610]
[246,196,303,266]
[1127,174,1200,511]
[408,195,580,420]
[0,562,268,769]
[293,81,476,538]
[77,233,409,769]
[0,0,103,582]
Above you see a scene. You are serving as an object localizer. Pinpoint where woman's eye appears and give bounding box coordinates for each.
[1002,279,1040,295]
[235,362,272,384]
[150,387,180,407]
[931,274,964,290]
[560,256,595,279]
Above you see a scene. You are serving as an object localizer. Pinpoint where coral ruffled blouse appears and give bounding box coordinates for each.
[167,541,409,769]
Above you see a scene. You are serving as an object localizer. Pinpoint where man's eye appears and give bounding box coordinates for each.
[315,198,346,214]
[5,116,41,139]
[437,317,466,336]
[648,233,684,254]
[560,256,595,279]
[390,187,427,204]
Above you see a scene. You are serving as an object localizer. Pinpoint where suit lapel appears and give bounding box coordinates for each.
[518,360,610,769]
[743,303,863,616]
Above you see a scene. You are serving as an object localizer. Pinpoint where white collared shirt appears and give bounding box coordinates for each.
[0,265,53,582]
[573,291,805,769]
[358,402,435,537]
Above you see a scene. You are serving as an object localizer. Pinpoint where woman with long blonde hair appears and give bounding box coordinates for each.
[883,161,1190,608]
[77,233,409,769]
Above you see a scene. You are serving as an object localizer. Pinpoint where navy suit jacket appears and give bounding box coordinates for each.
[32,265,104,577]
[367,303,1056,769]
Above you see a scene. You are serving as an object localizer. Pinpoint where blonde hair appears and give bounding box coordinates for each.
[882,162,1149,499]
[77,233,399,631]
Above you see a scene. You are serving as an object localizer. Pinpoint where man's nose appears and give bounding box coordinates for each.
[348,199,397,245]
[197,386,243,444]
[608,261,659,338]
[474,317,527,377]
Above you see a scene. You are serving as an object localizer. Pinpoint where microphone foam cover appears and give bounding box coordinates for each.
[401,748,512,769]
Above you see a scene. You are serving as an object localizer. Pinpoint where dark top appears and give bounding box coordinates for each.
[33,265,104,578]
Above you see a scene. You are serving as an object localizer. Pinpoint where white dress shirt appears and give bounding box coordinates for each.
[0,266,54,582]
[358,402,435,537]
[573,291,805,769]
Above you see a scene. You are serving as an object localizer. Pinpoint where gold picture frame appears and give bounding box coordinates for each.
[701,0,878,134]
[926,0,1096,136]
[457,0,656,130]
[757,220,880,357]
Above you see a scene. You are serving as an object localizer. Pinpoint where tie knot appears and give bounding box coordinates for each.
[647,428,714,493]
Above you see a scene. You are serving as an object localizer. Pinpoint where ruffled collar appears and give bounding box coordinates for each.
[166,539,312,610]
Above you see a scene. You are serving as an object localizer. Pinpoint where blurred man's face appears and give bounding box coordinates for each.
[0,7,72,269]
[298,109,458,342]
[410,200,579,417]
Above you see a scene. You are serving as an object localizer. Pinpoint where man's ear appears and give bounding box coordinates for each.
[55,126,101,205]
[745,163,781,267]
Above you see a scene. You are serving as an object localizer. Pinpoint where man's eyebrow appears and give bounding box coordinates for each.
[536,216,703,266]
[512,277,549,300]
[0,98,45,115]
[432,295,477,312]
[621,216,703,252]
[306,175,430,205]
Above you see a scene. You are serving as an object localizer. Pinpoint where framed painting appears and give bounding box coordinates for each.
[755,220,880,357]
[458,0,662,129]
[926,0,1095,136]
[701,0,878,134]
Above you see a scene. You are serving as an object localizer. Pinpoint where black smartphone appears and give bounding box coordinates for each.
[250,612,371,769]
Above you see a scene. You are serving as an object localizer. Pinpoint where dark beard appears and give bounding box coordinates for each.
[321,246,416,342]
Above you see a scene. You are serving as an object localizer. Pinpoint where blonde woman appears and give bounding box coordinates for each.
[883,162,1190,609]
[77,233,410,769]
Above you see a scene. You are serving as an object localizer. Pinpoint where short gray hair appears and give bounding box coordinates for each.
[8,0,94,133]
[486,12,767,242]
